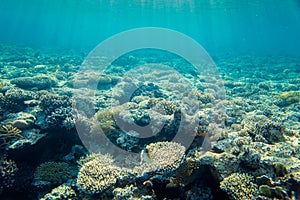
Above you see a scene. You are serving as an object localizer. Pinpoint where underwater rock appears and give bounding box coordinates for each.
[3,112,36,130]
[259,185,288,199]
[11,75,57,90]
[8,129,45,150]
[186,184,214,200]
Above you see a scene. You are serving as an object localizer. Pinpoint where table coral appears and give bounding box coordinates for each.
[136,141,185,175]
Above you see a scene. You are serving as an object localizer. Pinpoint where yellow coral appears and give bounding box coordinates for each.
[93,109,116,136]
[77,156,120,194]
[0,124,23,148]
[276,91,300,105]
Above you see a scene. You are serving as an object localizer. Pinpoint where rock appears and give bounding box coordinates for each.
[12,119,31,130]
[10,75,57,90]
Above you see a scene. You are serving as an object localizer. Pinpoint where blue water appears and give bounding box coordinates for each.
[1,0,300,56]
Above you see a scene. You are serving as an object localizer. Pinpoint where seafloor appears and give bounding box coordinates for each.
[0,44,299,200]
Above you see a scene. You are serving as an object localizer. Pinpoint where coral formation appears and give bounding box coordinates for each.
[92,109,116,136]
[2,88,36,112]
[0,45,300,199]
[0,124,23,148]
[34,161,73,186]
[0,157,18,193]
[275,91,300,107]
[39,93,74,129]
[76,155,120,194]
[136,141,186,175]
[41,185,77,200]
[220,173,258,200]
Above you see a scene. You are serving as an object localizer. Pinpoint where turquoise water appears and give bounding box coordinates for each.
[1,0,300,55]
[1,1,300,200]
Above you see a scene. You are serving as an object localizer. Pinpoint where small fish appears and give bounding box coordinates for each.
[55,67,61,73]
[0,81,4,89]
[140,148,151,163]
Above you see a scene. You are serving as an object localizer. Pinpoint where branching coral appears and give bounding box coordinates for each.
[0,124,23,148]
[76,155,120,194]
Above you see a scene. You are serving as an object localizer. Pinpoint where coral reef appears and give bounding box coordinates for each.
[10,75,57,90]
[39,92,74,129]
[136,141,186,175]
[220,173,258,200]
[41,185,77,200]
[275,91,300,107]
[1,88,36,112]
[33,161,73,187]
[0,124,23,148]
[0,157,18,193]
[0,45,300,199]
[76,154,120,194]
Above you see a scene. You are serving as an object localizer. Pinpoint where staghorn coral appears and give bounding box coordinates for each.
[220,173,258,200]
[0,157,18,193]
[76,154,120,194]
[0,124,23,148]
[34,161,72,186]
